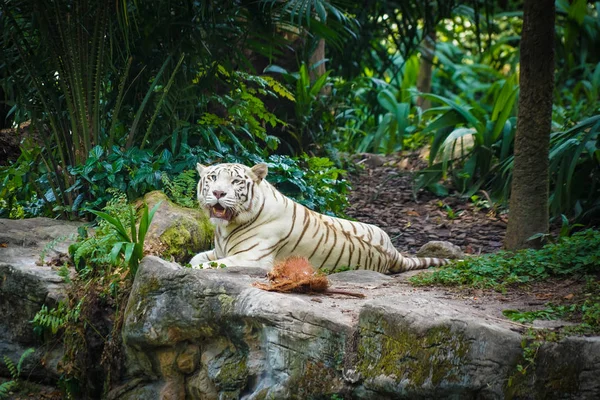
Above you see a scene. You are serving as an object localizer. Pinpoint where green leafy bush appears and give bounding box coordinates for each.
[330,55,427,155]
[410,229,600,289]
[162,170,198,208]
[547,114,600,221]
[69,191,130,276]
[0,143,45,218]
[267,155,350,217]
[264,63,333,152]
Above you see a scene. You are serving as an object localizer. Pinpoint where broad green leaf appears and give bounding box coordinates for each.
[422,109,463,135]
[377,89,399,115]
[124,242,135,265]
[88,210,130,242]
[110,242,124,265]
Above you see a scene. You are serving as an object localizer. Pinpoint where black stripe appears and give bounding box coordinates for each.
[256,202,298,257]
[308,233,325,260]
[232,242,260,255]
[223,198,265,249]
[330,241,346,273]
[311,215,321,238]
[318,229,338,270]
[347,239,355,268]
[290,209,311,252]
[257,240,288,260]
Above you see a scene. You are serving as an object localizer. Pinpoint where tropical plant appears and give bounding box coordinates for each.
[0,0,357,219]
[267,155,350,217]
[330,0,457,79]
[547,114,600,221]
[162,170,198,208]
[0,141,43,218]
[264,63,333,152]
[88,201,162,277]
[415,73,519,197]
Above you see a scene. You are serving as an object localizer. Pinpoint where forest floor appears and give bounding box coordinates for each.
[344,152,589,333]
[345,152,507,255]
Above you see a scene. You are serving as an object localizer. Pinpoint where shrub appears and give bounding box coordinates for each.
[410,229,600,289]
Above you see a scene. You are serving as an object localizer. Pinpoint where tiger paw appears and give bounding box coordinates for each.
[191,261,228,270]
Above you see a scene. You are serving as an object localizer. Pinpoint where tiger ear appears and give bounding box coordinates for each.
[196,163,207,176]
[250,163,268,183]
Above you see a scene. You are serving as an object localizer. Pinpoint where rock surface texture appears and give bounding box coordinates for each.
[0,217,81,381]
[119,256,600,400]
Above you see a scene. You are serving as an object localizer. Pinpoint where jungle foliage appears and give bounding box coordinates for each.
[0,0,353,218]
[3,0,597,223]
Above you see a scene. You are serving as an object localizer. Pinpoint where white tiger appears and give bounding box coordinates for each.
[189,162,450,273]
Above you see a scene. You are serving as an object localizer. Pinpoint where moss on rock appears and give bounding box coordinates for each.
[140,191,213,263]
[291,361,344,399]
[356,314,469,389]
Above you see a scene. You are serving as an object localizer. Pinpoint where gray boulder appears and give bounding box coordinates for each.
[416,240,465,259]
[0,217,82,381]
[141,191,213,263]
[118,256,600,399]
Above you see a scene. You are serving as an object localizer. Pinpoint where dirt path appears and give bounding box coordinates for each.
[345,153,507,256]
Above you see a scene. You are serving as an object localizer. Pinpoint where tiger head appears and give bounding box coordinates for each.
[196,162,268,225]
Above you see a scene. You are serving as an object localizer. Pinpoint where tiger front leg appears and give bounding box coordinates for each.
[190,254,274,270]
[189,249,216,268]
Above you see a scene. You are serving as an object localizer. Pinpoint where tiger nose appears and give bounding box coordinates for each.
[213,190,227,199]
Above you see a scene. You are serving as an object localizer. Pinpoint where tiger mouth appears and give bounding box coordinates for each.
[210,204,234,221]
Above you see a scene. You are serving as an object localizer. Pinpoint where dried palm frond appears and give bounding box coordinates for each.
[254,256,365,298]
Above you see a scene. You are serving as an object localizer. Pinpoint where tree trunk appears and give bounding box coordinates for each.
[504,0,555,250]
[309,38,331,95]
[309,38,326,80]
[417,31,436,111]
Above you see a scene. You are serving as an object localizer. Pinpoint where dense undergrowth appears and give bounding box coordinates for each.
[411,229,600,289]
[1,1,599,224]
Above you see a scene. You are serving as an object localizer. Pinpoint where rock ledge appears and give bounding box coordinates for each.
[119,257,600,399]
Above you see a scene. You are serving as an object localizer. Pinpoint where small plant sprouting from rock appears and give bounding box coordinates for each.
[38,234,74,266]
[32,302,81,335]
[28,193,163,398]
[88,200,162,277]
[0,348,34,399]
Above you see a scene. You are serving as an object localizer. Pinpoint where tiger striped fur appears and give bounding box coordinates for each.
[189,162,450,273]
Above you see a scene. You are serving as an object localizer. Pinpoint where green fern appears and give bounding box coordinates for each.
[32,302,80,335]
[69,189,129,272]
[0,348,34,399]
[38,234,75,265]
[162,170,197,208]
[0,380,17,399]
